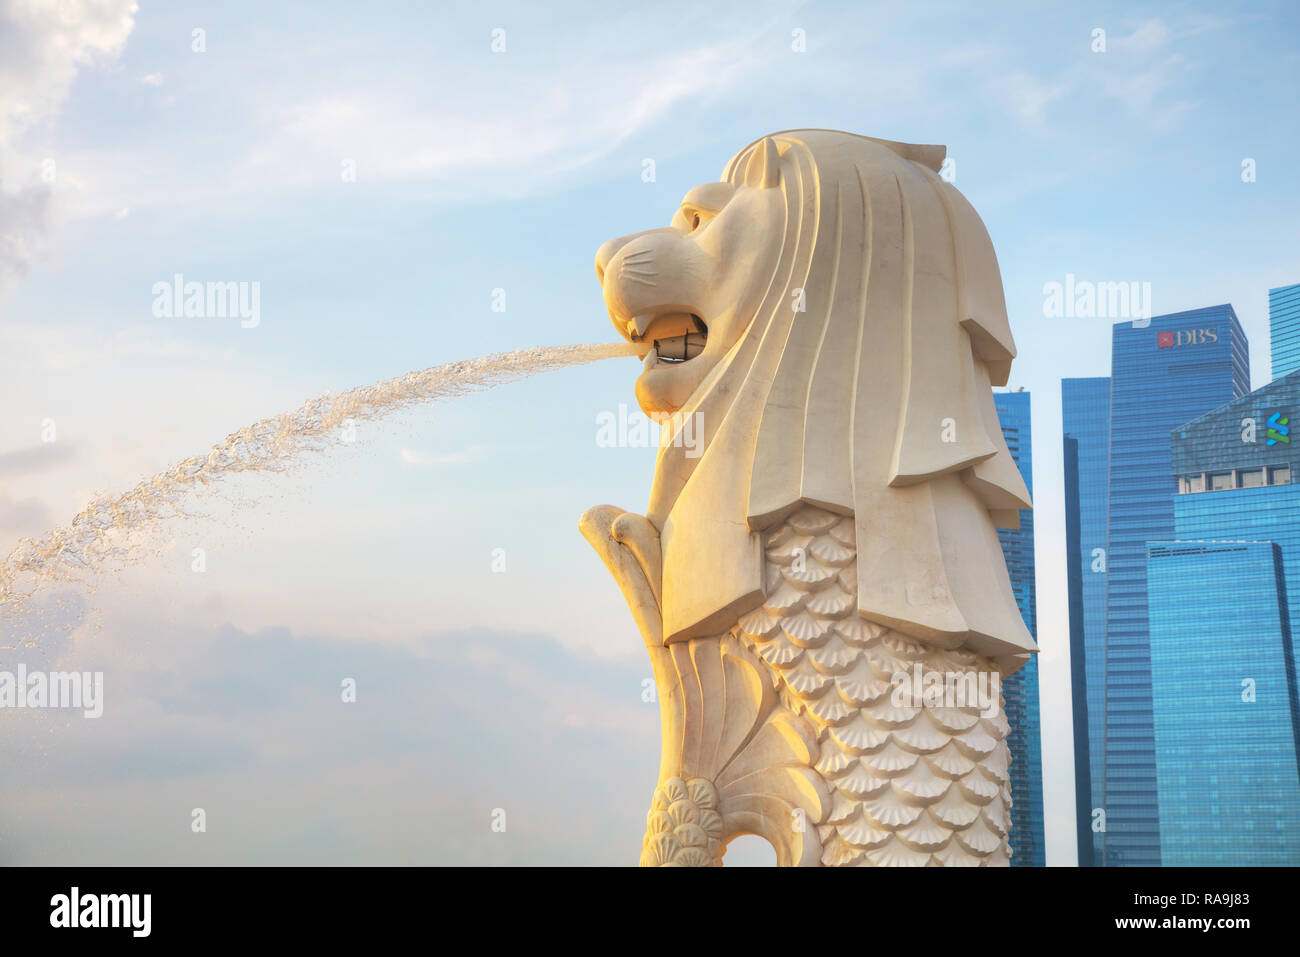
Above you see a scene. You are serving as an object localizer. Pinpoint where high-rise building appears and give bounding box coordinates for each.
[1142,368,1300,864]
[1271,283,1300,380]
[993,391,1044,866]
[1146,540,1300,864]
[1168,370,1300,677]
[1102,306,1249,866]
[1062,376,1110,866]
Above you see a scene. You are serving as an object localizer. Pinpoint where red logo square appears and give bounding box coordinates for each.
[1157,331,1174,348]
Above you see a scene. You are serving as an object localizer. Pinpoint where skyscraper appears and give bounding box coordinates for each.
[1146,540,1300,864]
[993,390,1044,866]
[1168,370,1300,677]
[1062,376,1110,866]
[1270,283,1300,380]
[1102,306,1249,866]
[1142,367,1300,864]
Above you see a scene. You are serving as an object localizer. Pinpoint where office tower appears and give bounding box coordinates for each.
[994,391,1045,866]
[1102,306,1249,866]
[1168,369,1300,677]
[1145,369,1300,863]
[1271,283,1300,380]
[1146,540,1300,864]
[1062,376,1110,866]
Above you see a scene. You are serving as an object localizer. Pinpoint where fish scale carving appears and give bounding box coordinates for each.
[733,505,1013,866]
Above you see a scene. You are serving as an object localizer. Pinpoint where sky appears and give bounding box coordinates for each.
[1,0,1297,866]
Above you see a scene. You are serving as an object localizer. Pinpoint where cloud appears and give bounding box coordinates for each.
[975,15,1224,137]
[0,0,138,290]
[989,72,1071,126]
[0,0,138,140]
[0,441,77,478]
[1092,18,1200,132]
[398,446,482,468]
[0,611,660,863]
[0,179,51,289]
[1112,18,1172,53]
[0,491,55,543]
[231,31,764,197]
[138,72,162,87]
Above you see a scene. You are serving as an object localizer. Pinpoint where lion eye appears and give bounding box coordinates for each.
[680,206,714,233]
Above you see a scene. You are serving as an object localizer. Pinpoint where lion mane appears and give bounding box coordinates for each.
[646,129,1034,669]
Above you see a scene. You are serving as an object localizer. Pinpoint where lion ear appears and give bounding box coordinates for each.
[742,136,781,189]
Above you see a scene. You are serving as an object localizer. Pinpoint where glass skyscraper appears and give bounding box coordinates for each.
[1062,376,1110,866]
[1102,306,1249,866]
[1169,370,1300,676]
[1142,368,1300,864]
[1271,283,1300,380]
[1146,540,1300,865]
[993,391,1044,866]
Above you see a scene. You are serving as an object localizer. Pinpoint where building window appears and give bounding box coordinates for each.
[1210,472,1234,491]
[1184,474,1206,493]
[1270,465,1292,486]
[1239,468,1265,488]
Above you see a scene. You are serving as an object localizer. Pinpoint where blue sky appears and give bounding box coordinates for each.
[1,0,1298,865]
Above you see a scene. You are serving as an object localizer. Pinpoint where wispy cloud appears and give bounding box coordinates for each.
[0,442,77,478]
[398,446,483,468]
[975,15,1231,137]
[988,71,1072,126]
[231,33,767,196]
[1098,19,1197,131]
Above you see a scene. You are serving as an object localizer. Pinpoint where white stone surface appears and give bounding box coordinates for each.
[582,130,1035,866]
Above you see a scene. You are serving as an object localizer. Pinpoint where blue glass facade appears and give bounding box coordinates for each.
[1171,370,1300,679]
[1062,376,1110,866]
[1146,541,1300,865]
[994,391,1044,866]
[1103,307,1249,866]
[1271,283,1300,380]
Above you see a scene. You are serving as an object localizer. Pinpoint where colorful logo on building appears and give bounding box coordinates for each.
[1267,411,1290,446]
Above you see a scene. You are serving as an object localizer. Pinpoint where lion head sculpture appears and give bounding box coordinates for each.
[593,129,1034,670]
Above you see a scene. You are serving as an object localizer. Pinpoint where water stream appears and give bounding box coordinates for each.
[0,341,639,617]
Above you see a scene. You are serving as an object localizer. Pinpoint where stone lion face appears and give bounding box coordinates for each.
[594,178,784,416]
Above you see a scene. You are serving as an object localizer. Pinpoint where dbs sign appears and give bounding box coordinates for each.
[1158,328,1218,348]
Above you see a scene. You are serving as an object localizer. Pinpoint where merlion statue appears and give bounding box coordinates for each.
[580,129,1035,867]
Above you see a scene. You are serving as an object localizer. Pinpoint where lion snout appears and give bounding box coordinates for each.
[595,228,668,287]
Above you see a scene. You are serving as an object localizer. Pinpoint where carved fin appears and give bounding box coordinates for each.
[579,505,663,649]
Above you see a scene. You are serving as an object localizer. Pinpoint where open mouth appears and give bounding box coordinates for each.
[627,312,708,364]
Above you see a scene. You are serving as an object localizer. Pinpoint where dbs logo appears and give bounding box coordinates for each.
[1158,328,1218,348]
